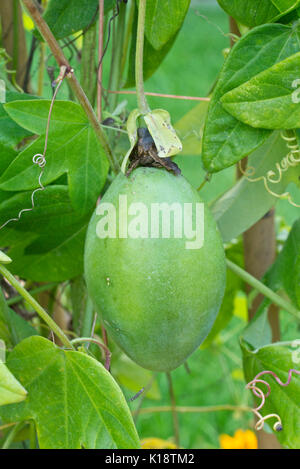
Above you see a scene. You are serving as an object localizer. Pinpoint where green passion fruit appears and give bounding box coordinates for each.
[84,167,226,371]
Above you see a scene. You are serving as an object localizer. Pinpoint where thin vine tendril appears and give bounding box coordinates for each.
[0,66,68,231]
[246,369,300,432]
[238,130,300,208]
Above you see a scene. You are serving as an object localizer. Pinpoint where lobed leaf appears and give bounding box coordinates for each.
[221,52,300,129]
[217,0,300,27]
[202,23,300,172]
[0,336,140,449]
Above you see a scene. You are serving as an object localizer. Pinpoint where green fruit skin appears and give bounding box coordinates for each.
[84,168,226,371]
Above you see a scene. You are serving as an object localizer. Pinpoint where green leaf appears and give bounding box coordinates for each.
[0,133,69,191]
[221,52,300,129]
[0,186,91,282]
[66,126,108,214]
[0,362,27,407]
[0,336,140,449]
[202,23,300,172]
[13,221,88,282]
[124,3,178,88]
[0,92,34,148]
[217,0,300,27]
[2,100,109,214]
[266,218,300,308]
[242,340,300,448]
[0,143,18,175]
[212,132,299,242]
[143,0,191,50]
[4,99,87,135]
[39,0,114,40]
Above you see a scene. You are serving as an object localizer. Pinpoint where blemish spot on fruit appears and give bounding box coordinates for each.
[106,277,111,286]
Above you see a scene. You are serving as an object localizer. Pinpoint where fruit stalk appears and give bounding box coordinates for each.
[0,264,74,350]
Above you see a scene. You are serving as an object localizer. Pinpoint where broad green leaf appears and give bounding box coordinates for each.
[0,92,34,148]
[174,100,209,156]
[266,218,300,308]
[217,0,300,27]
[2,100,109,214]
[0,186,85,233]
[202,23,300,172]
[39,0,114,40]
[0,186,90,282]
[0,286,38,346]
[125,3,178,88]
[242,340,300,448]
[0,336,140,449]
[4,100,87,135]
[0,143,17,175]
[143,0,191,50]
[144,109,182,158]
[66,126,108,214]
[0,362,27,407]
[212,132,299,242]
[0,132,69,191]
[221,52,300,129]
[11,221,89,282]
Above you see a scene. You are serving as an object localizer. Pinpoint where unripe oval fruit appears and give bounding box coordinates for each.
[84,168,226,371]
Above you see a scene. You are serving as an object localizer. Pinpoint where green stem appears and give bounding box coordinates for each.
[166,372,180,448]
[0,264,74,349]
[135,0,149,114]
[226,259,300,319]
[12,0,19,74]
[2,421,24,449]
[22,0,119,174]
[108,1,127,111]
[136,404,252,415]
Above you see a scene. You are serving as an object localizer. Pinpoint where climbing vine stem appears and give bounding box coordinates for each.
[0,264,74,350]
[22,0,120,174]
[226,259,300,320]
[135,0,150,114]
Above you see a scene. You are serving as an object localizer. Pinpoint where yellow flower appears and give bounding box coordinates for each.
[141,437,177,449]
[219,429,258,449]
[22,13,34,31]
